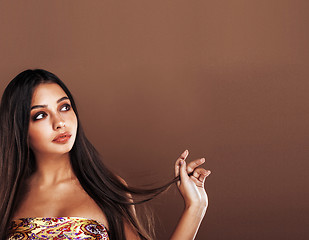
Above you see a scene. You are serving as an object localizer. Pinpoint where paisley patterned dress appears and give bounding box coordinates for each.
[8,217,109,240]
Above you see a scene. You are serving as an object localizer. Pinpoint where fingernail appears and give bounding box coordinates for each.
[182,150,188,155]
[200,158,205,163]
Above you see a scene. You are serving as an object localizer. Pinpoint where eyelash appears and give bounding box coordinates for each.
[32,103,71,121]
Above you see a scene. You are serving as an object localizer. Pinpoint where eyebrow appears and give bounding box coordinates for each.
[30,96,69,110]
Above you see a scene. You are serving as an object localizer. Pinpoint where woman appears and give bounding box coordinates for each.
[0,69,211,240]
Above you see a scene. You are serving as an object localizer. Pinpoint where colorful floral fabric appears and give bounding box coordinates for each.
[8,217,109,240]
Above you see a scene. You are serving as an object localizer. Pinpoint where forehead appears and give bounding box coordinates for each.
[31,83,68,104]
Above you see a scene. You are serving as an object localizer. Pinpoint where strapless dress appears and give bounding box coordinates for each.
[8,217,109,239]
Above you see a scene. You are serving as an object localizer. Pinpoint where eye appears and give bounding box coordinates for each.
[60,103,71,112]
[33,112,47,121]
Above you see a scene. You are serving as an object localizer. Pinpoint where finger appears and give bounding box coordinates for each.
[189,169,211,187]
[175,162,180,177]
[198,170,211,182]
[175,150,189,177]
[191,168,211,181]
[192,167,207,179]
[179,159,190,181]
[186,157,205,173]
[180,149,189,160]
[190,175,203,186]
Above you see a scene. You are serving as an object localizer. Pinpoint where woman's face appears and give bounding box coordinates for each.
[28,83,78,157]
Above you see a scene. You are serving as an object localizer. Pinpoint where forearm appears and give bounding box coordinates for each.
[170,204,207,240]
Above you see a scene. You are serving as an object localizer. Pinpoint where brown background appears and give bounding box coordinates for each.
[0,1,308,239]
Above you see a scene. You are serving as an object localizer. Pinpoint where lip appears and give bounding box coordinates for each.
[52,132,72,143]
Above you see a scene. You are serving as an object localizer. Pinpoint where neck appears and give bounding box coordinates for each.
[30,152,77,187]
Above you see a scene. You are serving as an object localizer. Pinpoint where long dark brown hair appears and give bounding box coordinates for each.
[0,69,179,240]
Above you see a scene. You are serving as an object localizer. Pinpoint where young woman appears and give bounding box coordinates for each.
[0,69,211,240]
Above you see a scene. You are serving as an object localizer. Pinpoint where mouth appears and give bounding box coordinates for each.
[52,132,72,143]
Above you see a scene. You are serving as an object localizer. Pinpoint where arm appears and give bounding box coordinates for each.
[170,150,211,240]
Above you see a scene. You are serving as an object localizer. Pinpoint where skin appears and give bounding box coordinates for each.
[27,83,78,184]
[170,150,211,240]
[12,83,211,240]
[13,83,110,228]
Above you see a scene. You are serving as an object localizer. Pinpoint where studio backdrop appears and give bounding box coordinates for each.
[0,1,308,239]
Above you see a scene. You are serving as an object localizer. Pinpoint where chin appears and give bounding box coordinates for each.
[46,144,74,156]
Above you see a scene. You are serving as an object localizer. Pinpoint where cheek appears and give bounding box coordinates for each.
[67,111,78,131]
[28,123,50,149]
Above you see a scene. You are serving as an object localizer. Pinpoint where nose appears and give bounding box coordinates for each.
[53,113,66,130]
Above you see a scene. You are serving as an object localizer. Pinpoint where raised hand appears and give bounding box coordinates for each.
[175,150,211,209]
